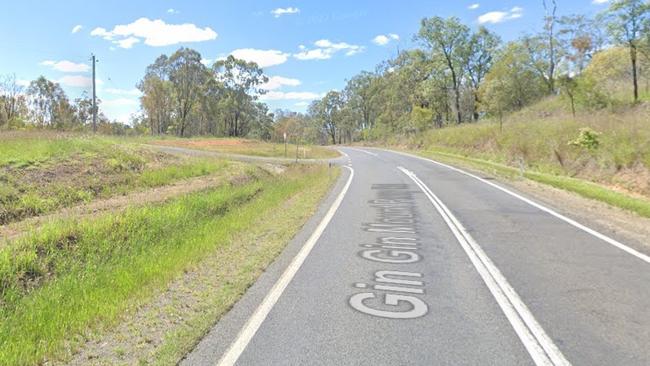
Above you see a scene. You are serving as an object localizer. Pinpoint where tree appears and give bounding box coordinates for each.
[213,55,268,137]
[0,74,25,126]
[558,75,579,117]
[524,0,562,94]
[467,27,501,121]
[558,14,605,74]
[167,48,209,136]
[26,76,73,128]
[138,55,175,134]
[344,71,377,130]
[417,16,470,124]
[309,91,344,144]
[73,92,95,127]
[480,42,547,128]
[601,0,650,102]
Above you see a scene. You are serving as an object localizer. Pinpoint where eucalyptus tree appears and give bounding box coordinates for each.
[600,0,650,101]
[213,55,268,136]
[137,55,174,134]
[309,91,344,144]
[416,16,470,124]
[467,27,501,121]
[26,76,73,128]
[558,14,605,74]
[480,42,547,127]
[0,74,25,125]
[344,71,377,131]
[167,48,209,136]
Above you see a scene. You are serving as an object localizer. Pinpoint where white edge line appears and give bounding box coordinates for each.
[387,149,650,265]
[399,167,569,366]
[216,165,355,366]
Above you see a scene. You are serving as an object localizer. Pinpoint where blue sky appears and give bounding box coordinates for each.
[0,0,608,122]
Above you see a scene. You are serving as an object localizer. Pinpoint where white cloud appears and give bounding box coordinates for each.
[294,48,330,60]
[57,75,103,88]
[105,88,141,96]
[478,7,523,24]
[229,49,290,68]
[201,58,213,66]
[271,7,300,18]
[260,91,322,101]
[115,37,140,49]
[71,25,83,34]
[468,3,480,10]
[41,60,90,73]
[90,18,217,48]
[592,0,608,4]
[261,76,301,90]
[294,39,363,60]
[294,101,309,107]
[17,79,31,87]
[167,8,179,14]
[372,33,399,46]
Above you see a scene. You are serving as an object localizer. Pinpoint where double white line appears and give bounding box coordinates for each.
[399,166,571,366]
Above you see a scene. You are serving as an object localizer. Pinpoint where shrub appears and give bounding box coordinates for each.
[569,127,601,150]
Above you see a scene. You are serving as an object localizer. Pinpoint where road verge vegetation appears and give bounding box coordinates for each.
[148,137,340,159]
[0,162,339,365]
[0,132,231,225]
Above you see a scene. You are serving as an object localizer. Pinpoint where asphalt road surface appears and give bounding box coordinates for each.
[183,147,650,366]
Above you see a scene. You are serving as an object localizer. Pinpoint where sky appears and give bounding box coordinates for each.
[0,0,610,123]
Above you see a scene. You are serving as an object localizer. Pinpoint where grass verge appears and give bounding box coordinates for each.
[407,148,650,219]
[148,137,340,159]
[0,132,233,225]
[149,165,339,365]
[0,164,338,365]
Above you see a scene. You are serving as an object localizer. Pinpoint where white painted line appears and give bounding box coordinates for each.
[388,150,650,265]
[399,167,570,366]
[346,147,379,157]
[216,166,355,366]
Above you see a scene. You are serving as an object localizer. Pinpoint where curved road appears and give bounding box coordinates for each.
[183,147,650,366]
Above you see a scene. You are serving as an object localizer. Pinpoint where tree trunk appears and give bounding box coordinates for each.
[473,92,480,121]
[454,88,462,124]
[631,44,639,102]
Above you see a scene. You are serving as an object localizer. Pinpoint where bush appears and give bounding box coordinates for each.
[568,127,601,150]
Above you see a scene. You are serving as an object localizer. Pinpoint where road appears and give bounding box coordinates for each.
[183,147,650,366]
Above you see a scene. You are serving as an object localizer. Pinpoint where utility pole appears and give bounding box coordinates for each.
[91,54,98,133]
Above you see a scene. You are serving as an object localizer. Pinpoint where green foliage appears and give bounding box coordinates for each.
[0,133,231,224]
[0,165,333,365]
[569,127,601,150]
[479,42,546,119]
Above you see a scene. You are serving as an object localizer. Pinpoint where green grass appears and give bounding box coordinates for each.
[0,132,234,224]
[0,164,335,365]
[371,95,650,217]
[147,137,340,159]
[150,165,340,365]
[410,148,650,219]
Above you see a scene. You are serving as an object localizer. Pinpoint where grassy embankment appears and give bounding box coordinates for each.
[148,137,340,159]
[0,132,232,225]
[0,155,338,365]
[383,97,650,218]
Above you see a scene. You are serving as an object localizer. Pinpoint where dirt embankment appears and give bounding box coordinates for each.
[0,163,287,242]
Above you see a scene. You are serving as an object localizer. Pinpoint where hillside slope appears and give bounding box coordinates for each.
[380,96,650,215]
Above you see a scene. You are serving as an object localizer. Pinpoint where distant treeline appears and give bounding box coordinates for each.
[1,0,649,143]
[305,0,650,144]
